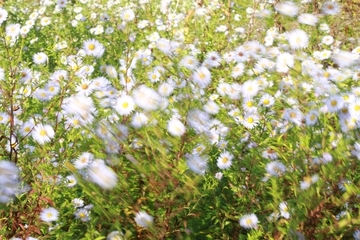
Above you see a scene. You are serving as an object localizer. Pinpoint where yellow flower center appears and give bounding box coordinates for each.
[88,44,95,50]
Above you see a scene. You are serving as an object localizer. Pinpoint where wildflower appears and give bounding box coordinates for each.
[322,1,341,15]
[283,108,303,126]
[114,95,135,116]
[107,231,125,240]
[322,35,334,45]
[204,51,222,68]
[242,80,259,98]
[39,207,59,222]
[239,213,259,229]
[215,172,223,180]
[354,230,360,240]
[65,175,77,187]
[186,154,208,175]
[266,161,286,177]
[83,39,105,58]
[217,152,233,170]
[0,8,8,24]
[134,211,154,228]
[131,112,148,128]
[32,124,55,145]
[325,95,344,112]
[279,202,290,219]
[276,52,294,73]
[132,85,161,111]
[158,82,174,97]
[6,23,20,38]
[300,174,319,190]
[121,8,135,21]
[74,152,94,170]
[231,62,245,78]
[71,198,84,208]
[167,117,186,137]
[180,55,199,70]
[241,113,260,129]
[287,29,308,50]
[305,110,319,126]
[75,79,94,96]
[192,66,211,88]
[331,51,358,68]
[74,208,90,222]
[298,13,318,26]
[203,100,220,114]
[259,94,275,107]
[88,160,118,189]
[33,52,48,65]
[275,1,299,17]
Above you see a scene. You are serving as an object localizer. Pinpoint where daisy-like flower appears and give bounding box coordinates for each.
[132,85,161,111]
[266,161,286,177]
[231,62,245,78]
[325,95,344,113]
[39,207,59,222]
[6,23,21,38]
[300,174,319,190]
[83,39,105,58]
[0,8,8,24]
[186,154,208,175]
[204,51,222,68]
[259,94,275,107]
[33,52,48,65]
[203,100,220,114]
[283,108,303,126]
[239,213,259,229]
[180,55,199,70]
[167,117,186,137]
[353,229,360,240]
[88,160,118,189]
[287,29,308,50]
[134,211,154,228]
[217,151,233,170]
[107,231,125,240]
[279,202,290,219]
[192,66,211,88]
[74,152,94,170]
[322,35,334,45]
[131,112,148,128]
[74,208,90,222]
[305,110,319,126]
[114,94,135,116]
[276,52,294,73]
[32,124,55,145]
[121,8,135,22]
[241,113,260,129]
[274,1,299,17]
[331,51,358,68]
[322,1,341,15]
[297,13,318,26]
[242,80,260,98]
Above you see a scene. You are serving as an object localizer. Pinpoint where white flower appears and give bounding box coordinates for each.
[33,52,48,65]
[114,95,135,116]
[32,124,55,145]
[121,9,135,22]
[322,1,341,15]
[239,213,258,229]
[167,117,186,137]
[132,85,161,111]
[266,161,286,177]
[83,39,105,58]
[275,1,299,17]
[297,13,318,26]
[186,154,208,175]
[0,8,8,24]
[39,207,59,222]
[279,202,290,219]
[322,35,334,45]
[192,66,211,88]
[287,29,308,50]
[134,211,154,228]
[88,160,118,189]
[217,152,233,170]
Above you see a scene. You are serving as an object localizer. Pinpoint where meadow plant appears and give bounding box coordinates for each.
[0,0,359,239]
